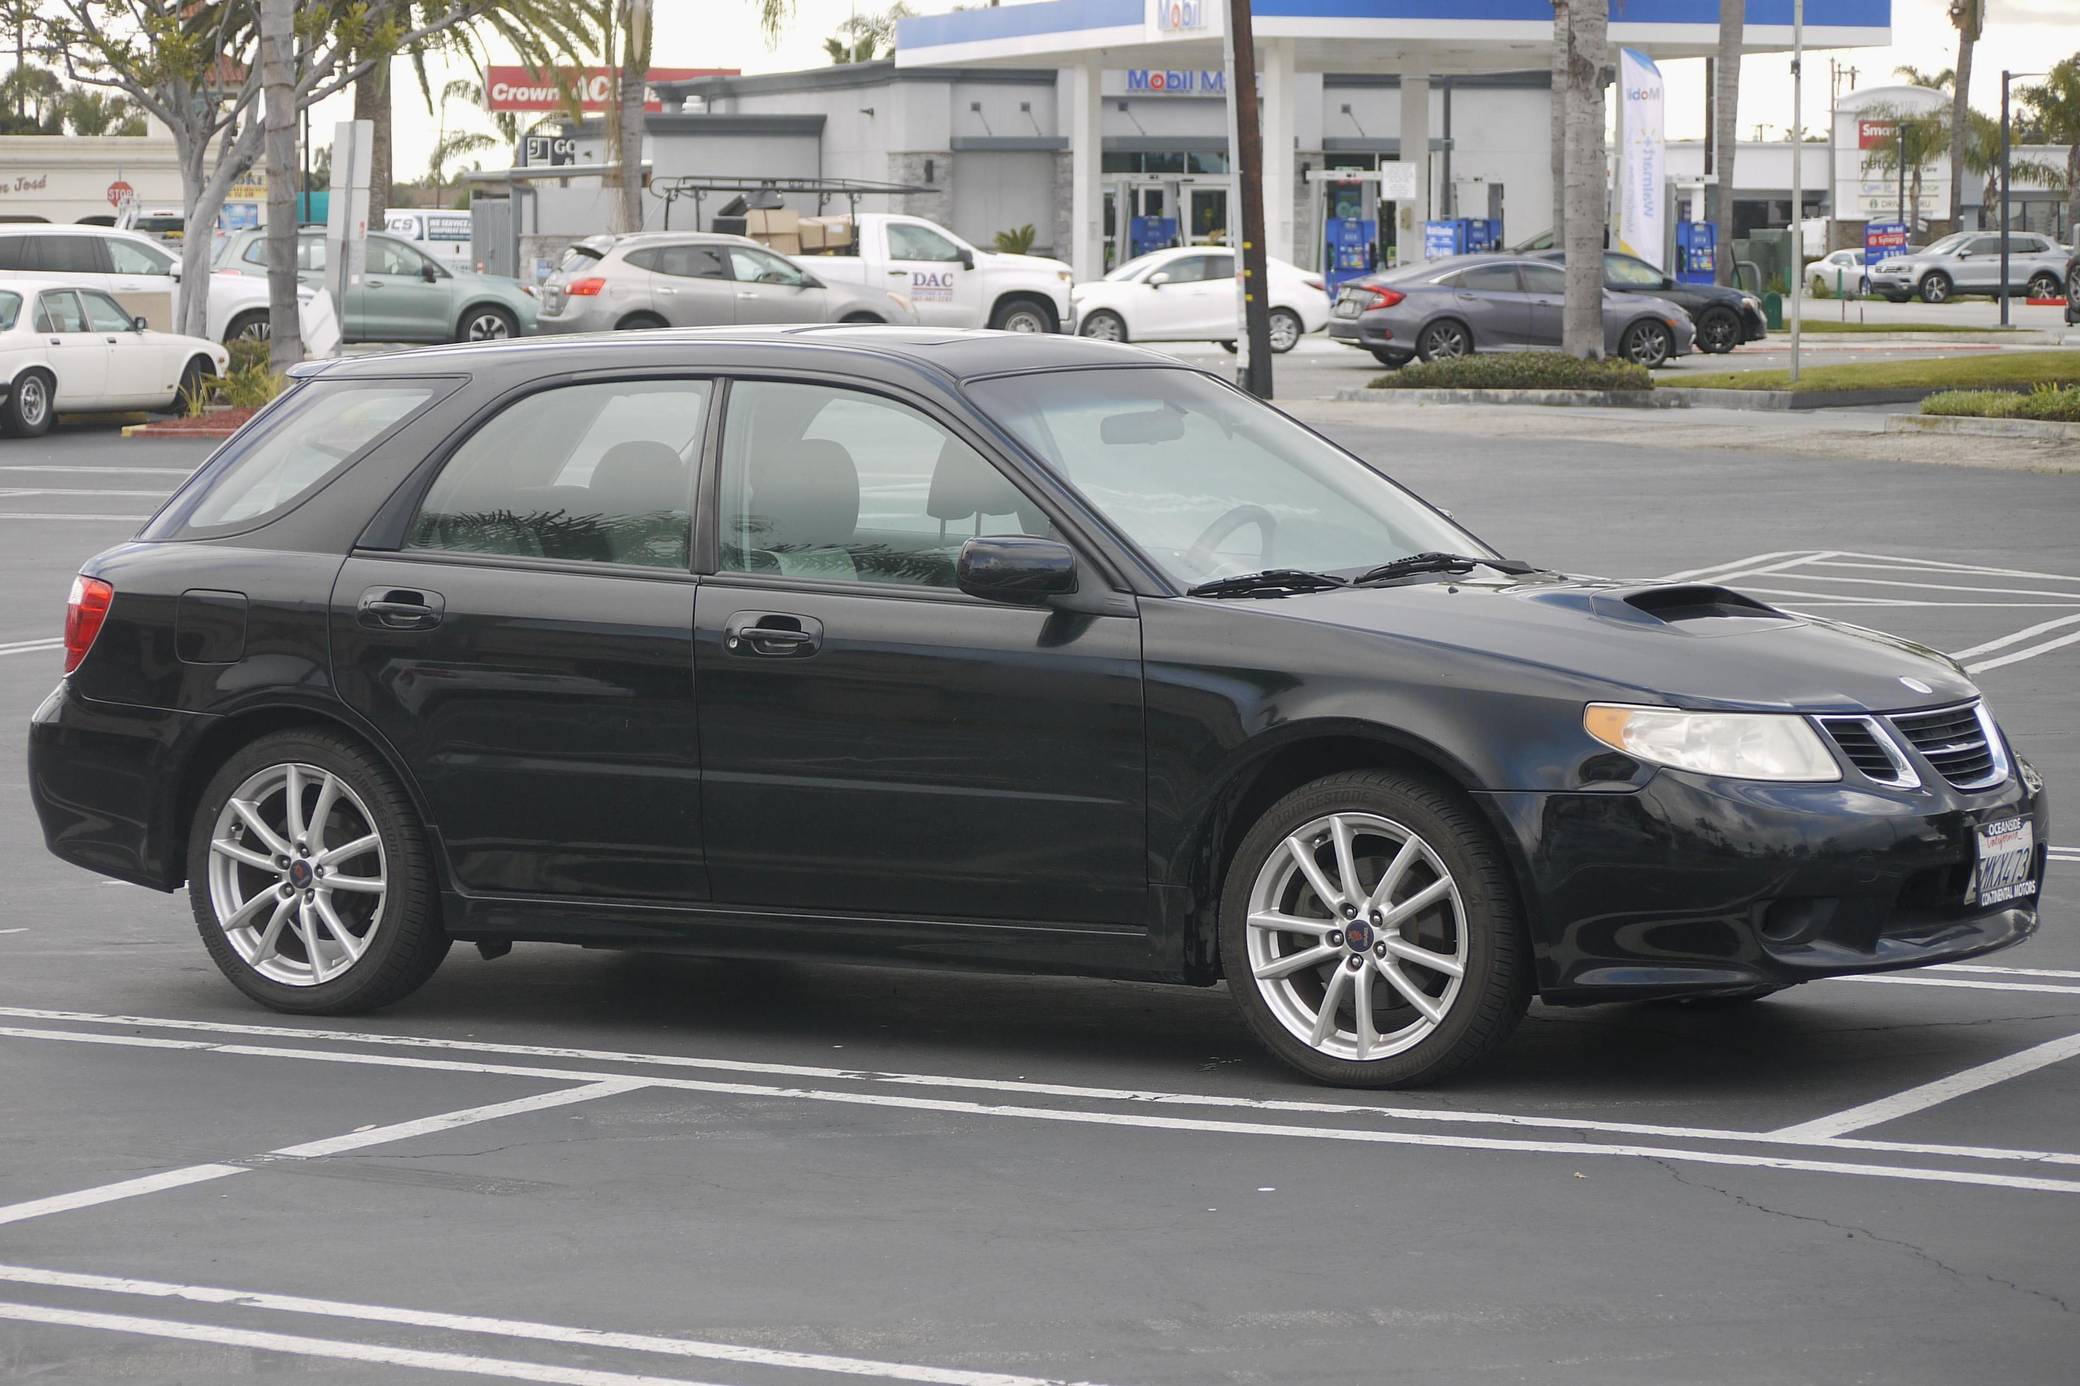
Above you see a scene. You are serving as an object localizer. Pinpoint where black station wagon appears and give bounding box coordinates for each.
[30,328,2048,1086]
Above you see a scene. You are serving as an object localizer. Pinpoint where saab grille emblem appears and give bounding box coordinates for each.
[1900,676,1933,694]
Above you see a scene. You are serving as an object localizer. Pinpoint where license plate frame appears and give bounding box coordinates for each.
[1970,814,2037,908]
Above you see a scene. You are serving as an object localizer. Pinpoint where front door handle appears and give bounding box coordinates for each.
[357,585,444,631]
[724,610,822,658]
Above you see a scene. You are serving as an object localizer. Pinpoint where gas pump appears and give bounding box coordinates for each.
[1676,222,1716,286]
[1318,171,1380,294]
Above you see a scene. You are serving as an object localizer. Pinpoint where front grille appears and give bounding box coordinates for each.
[1888,702,2005,790]
[1818,716,1913,785]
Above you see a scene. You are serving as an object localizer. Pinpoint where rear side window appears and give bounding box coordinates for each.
[145,381,439,538]
[35,290,85,332]
[409,380,710,569]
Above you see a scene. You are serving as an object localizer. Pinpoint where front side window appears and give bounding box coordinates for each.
[1518,264,1566,295]
[410,380,710,569]
[81,290,135,333]
[107,238,174,275]
[719,380,1040,588]
[1604,255,1664,288]
[369,238,433,277]
[35,290,85,333]
[1965,236,2002,257]
[727,247,805,286]
[150,381,438,537]
[886,223,964,263]
[969,367,1475,589]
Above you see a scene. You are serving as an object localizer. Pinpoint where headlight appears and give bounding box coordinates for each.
[1741,294,1761,309]
[886,291,913,312]
[1584,704,1840,782]
[1057,270,1073,282]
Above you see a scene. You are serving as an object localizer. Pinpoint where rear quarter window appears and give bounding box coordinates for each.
[143,379,445,540]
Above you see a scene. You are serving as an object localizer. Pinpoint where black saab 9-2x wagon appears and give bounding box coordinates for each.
[30,327,2048,1086]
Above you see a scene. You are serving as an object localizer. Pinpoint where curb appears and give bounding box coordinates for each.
[1884,414,2080,443]
[1335,387,1676,408]
[122,423,240,439]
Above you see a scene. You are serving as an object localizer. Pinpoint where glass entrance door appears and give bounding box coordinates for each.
[1185,185,1227,247]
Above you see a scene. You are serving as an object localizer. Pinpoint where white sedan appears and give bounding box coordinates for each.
[1072,247,1330,352]
[0,279,229,437]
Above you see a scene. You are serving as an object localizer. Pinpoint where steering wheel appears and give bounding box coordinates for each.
[1183,504,1278,575]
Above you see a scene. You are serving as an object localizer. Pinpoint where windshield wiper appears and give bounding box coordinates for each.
[1186,569,1349,599]
[1351,553,1541,586]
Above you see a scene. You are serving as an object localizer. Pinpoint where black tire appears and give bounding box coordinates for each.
[187,728,448,1015]
[1077,310,1127,344]
[172,357,215,415]
[3,368,53,437]
[1369,348,1407,368]
[989,297,1057,334]
[2027,272,2061,301]
[1920,271,1952,305]
[615,312,668,331]
[1621,320,1674,368]
[1415,319,1471,362]
[1695,306,1740,355]
[457,304,518,342]
[1219,770,1531,1088]
[225,310,270,344]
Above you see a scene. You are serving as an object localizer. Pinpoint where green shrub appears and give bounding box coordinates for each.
[1922,385,2080,423]
[992,223,1038,255]
[1370,352,1652,392]
[225,338,272,375]
[217,364,287,410]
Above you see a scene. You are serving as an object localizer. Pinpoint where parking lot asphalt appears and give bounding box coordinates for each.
[1,414,2076,1385]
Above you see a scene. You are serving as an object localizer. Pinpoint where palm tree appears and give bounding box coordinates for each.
[1710,0,1743,286]
[824,4,912,65]
[0,64,63,134]
[2019,57,2080,240]
[1959,106,2062,227]
[1894,64,1954,91]
[425,78,499,206]
[59,87,146,136]
[1561,0,1607,357]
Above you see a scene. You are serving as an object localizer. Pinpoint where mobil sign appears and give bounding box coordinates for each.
[485,65,739,113]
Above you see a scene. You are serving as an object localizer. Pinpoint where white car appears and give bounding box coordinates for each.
[1072,246,1330,353]
[0,279,229,437]
[0,224,339,354]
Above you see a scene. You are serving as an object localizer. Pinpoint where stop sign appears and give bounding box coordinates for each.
[106,180,133,208]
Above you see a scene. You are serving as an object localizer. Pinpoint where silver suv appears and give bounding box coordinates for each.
[1866,231,2071,305]
[538,232,920,333]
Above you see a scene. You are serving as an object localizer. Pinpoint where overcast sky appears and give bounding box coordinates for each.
[345,0,2080,180]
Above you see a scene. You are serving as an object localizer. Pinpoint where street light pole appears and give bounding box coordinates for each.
[1789,0,1803,384]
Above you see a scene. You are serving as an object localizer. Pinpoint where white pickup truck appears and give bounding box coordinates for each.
[798,213,1074,333]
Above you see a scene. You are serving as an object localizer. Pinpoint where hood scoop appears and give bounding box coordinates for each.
[1525,582,1799,636]
[1620,585,1786,623]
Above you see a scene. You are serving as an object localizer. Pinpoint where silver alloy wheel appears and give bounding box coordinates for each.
[1269,310,1300,352]
[1244,811,1468,1062]
[999,305,1050,333]
[1625,323,1671,367]
[206,762,387,987]
[1922,273,1950,304]
[17,374,47,426]
[1078,312,1125,342]
[1421,323,1468,359]
[2029,273,2061,300]
[233,316,271,341]
[467,311,513,341]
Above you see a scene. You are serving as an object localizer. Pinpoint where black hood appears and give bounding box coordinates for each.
[1247,572,1976,715]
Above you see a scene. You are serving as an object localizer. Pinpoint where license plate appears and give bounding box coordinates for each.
[1333,299,1361,318]
[1970,815,2037,907]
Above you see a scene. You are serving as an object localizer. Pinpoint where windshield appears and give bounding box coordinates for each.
[1923,233,1971,255]
[1103,253,1166,282]
[967,367,1481,588]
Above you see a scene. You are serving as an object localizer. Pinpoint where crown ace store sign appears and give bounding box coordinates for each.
[485,66,738,113]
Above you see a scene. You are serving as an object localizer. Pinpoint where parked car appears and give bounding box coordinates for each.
[1807,248,1871,297]
[214,228,537,343]
[0,279,227,436]
[1071,246,1329,353]
[793,212,1073,333]
[1864,231,2069,304]
[1330,255,1696,367]
[1534,250,1764,354]
[30,329,2044,1087]
[537,232,920,333]
[0,224,339,352]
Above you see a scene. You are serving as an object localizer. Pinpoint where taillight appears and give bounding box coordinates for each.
[1359,287,1405,310]
[1303,275,1326,292]
[64,575,113,675]
[565,277,607,296]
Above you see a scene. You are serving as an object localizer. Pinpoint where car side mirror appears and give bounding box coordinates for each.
[421,264,439,282]
[1660,276,1674,290]
[957,536,1077,604]
[1148,271,1171,288]
[959,249,975,270]
[131,315,148,332]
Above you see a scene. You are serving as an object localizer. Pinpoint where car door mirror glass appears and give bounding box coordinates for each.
[132,315,148,332]
[956,536,1077,603]
[1147,271,1171,288]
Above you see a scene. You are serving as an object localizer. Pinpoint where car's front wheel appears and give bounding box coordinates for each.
[1220,770,1529,1087]
[2027,272,2062,300]
[989,298,1057,334]
[1920,271,1952,304]
[1621,319,1674,368]
[1694,306,1740,355]
[1077,310,1127,343]
[189,729,448,1015]
[458,306,517,342]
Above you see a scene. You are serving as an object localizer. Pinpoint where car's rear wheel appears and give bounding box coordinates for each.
[615,312,668,331]
[4,369,53,437]
[1267,308,1303,353]
[1920,271,1952,304]
[458,305,517,342]
[1694,306,1740,354]
[1369,348,1406,368]
[1415,319,1470,362]
[2027,271,2062,300]
[1621,320,1674,368]
[226,310,270,343]
[1220,770,1530,1087]
[189,729,448,1015]
[1078,310,1127,343]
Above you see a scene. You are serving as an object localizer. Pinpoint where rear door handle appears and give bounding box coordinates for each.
[724,610,822,658]
[357,586,444,631]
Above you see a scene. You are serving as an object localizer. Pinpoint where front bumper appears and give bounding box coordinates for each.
[1866,272,1915,297]
[1739,305,1768,342]
[1483,760,2048,1002]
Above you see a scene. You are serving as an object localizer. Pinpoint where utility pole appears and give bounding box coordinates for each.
[1223,0,1272,397]
[1788,0,1802,383]
[2001,70,2012,325]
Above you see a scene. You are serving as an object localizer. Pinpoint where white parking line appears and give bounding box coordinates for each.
[1834,975,2080,997]
[1929,964,2080,980]
[1773,1031,2080,1140]
[1952,613,2080,658]
[0,1303,742,1386]
[4,1018,2079,1194]
[0,512,149,521]
[0,639,61,657]
[1969,630,2080,674]
[0,1265,1102,1386]
[0,465,192,476]
[0,1080,637,1228]
[0,487,170,498]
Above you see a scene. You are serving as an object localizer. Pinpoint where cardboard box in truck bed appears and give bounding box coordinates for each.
[798,216,854,252]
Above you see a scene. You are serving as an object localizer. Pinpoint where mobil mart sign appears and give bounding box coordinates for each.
[485,65,738,113]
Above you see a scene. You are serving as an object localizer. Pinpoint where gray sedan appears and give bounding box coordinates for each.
[538,232,920,333]
[1327,255,1696,368]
